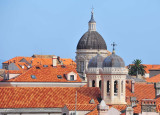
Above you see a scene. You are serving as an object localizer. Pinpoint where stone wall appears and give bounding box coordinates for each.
[0,82,87,87]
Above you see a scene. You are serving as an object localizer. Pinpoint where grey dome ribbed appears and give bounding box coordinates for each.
[88,54,105,68]
[103,53,125,67]
[77,31,107,50]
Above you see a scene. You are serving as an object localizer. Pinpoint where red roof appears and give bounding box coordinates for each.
[143,64,160,73]
[146,74,160,83]
[7,65,81,82]
[65,104,97,111]
[5,70,24,74]
[86,108,98,115]
[128,64,160,74]
[3,57,76,67]
[0,87,100,108]
[126,82,156,113]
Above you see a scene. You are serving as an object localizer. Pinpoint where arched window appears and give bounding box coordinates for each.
[92,80,95,87]
[121,81,123,93]
[114,80,118,95]
[99,80,101,89]
[107,80,110,94]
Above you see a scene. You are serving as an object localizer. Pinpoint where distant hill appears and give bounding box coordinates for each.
[0,59,5,69]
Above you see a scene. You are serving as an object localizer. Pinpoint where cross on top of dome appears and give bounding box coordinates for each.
[111,42,117,54]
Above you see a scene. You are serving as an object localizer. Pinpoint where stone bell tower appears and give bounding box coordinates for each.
[101,42,128,104]
[86,42,128,104]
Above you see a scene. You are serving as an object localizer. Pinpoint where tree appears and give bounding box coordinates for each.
[128,59,146,77]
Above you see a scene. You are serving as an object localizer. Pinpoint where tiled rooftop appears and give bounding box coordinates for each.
[3,56,76,67]
[7,65,81,82]
[86,108,98,115]
[0,87,100,108]
[126,82,156,113]
[143,64,160,73]
[65,104,97,111]
[146,74,160,83]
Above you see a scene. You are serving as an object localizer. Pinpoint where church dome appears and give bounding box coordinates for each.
[76,10,107,50]
[77,31,107,50]
[88,53,105,68]
[103,53,125,67]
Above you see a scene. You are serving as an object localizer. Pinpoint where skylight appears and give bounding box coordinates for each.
[43,65,48,67]
[31,75,36,79]
[57,75,62,79]
[36,67,40,69]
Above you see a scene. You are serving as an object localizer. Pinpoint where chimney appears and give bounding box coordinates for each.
[57,56,60,61]
[154,82,160,96]
[126,106,133,115]
[52,56,57,67]
[131,80,135,93]
[22,65,24,69]
[97,100,109,115]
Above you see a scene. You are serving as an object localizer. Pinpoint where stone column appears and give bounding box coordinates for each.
[102,77,106,100]
[95,76,99,87]
[118,79,121,98]
[88,78,92,87]
[110,78,114,103]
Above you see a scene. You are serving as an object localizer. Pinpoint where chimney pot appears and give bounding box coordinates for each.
[52,56,57,67]
[131,80,135,93]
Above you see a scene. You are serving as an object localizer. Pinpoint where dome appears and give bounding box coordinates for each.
[103,53,125,67]
[88,54,105,68]
[77,31,107,50]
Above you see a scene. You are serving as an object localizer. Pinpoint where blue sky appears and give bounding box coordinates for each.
[0,0,160,65]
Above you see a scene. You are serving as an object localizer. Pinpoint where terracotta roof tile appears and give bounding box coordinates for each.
[143,64,160,73]
[86,108,98,115]
[126,82,156,113]
[128,64,160,74]
[5,70,24,74]
[109,105,127,111]
[3,56,76,67]
[0,87,100,108]
[65,104,97,111]
[7,65,81,82]
[146,74,160,83]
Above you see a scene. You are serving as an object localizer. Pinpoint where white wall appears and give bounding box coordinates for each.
[139,112,159,115]
[69,111,90,115]
[0,82,87,87]
[66,72,77,81]
[5,113,62,115]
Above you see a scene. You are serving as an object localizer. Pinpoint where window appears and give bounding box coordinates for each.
[31,75,36,79]
[61,65,66,68]
[107,80,110,93]
[43,65,48,67]
[57,75,62,79]
[99,80,101,89]
[114,80,118,96]
[36,66,40,69]
[70,75,74,81]
[70,112,76,115]
[92,80,95,87]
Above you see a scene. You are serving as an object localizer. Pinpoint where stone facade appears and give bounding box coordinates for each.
[76,49,109,77]
[86,67,128,104]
